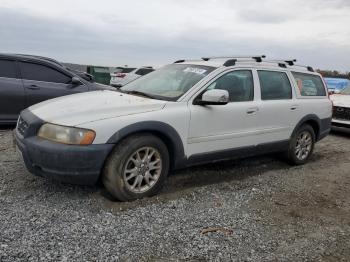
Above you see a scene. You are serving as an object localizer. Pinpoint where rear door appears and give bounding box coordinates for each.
[19,61,88,107]
[254,69,299,144]
[0,59,25,122]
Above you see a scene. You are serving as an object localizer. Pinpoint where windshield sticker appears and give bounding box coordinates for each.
[183,67,207,75]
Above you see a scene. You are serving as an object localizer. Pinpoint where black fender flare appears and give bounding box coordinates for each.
[291,114,322,141]
[106,121,186,168]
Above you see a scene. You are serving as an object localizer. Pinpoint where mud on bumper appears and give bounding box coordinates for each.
[15,130,114,185]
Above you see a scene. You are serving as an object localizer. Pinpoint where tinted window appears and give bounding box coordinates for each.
[206,70,254,102]
[258,71,292,100]
[0,59,17,78]
[20,62,71,83]
[135,68,154,76]
[292,72,326,96]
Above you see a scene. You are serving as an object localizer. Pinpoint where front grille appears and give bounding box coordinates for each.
[333,106,350,121]
[17,116,29,136]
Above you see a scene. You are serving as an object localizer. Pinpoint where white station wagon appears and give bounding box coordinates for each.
[15,55,332,201]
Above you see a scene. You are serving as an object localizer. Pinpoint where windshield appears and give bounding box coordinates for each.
[120,64,216,100]
[340,86,350,95]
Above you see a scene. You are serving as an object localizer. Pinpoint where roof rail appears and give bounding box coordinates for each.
[202,55,266,63]
[283,63,315,72]
[267,59,297,66]
[261,58,314,72]
[173,56,314,72]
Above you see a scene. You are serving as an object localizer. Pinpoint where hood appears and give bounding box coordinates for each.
[29,90,166,126]
[330,94,350,107]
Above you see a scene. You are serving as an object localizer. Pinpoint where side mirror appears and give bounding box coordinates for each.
[71,76,82,86]
[195,89,229,105]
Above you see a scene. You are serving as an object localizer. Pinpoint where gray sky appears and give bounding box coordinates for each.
[0,0,349,71]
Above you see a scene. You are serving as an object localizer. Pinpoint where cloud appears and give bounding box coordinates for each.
[0,0,349,71]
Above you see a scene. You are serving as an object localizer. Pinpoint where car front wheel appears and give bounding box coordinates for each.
[102,134,169,201]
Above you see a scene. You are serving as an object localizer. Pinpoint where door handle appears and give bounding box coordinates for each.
[246,107,259,114]
[27,85,40,90]
[290,105,299,111]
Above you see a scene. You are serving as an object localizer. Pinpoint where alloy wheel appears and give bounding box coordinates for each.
[295,131,313,161]
[123,147,162,194]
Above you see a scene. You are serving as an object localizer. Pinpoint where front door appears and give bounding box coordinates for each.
[19,61,88,107]
[188,69,259,158]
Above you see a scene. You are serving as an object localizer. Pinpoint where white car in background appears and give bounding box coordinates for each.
[110,66,154,87]
[330,86,350,131]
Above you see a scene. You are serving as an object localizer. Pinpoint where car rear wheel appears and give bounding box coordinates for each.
[102,134,169,201]
[286,124,315,165]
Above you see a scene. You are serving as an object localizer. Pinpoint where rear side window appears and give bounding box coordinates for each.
[135,68,154,76]
[258,71,292,100]
[0,59,17,78]
[19,62,71,84]
[292,72,326,96]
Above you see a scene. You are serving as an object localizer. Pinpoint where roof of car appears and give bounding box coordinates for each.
[0,53,63,67]
[174,56,317,74]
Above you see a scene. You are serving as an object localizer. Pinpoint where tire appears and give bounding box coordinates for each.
[102,133,169,201]
[286,124,316,165]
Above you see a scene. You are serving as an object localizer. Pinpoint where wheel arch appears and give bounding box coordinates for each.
[106,121,186,170]
[292,114,321,141]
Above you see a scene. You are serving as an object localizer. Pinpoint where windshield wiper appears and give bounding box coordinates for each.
[123,90,155,99]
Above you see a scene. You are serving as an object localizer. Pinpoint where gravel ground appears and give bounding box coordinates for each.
[0,128,349,261]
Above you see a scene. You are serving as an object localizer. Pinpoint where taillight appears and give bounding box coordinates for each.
[116,73,126,78]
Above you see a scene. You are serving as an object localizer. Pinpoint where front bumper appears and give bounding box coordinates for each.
[15,110,114,185]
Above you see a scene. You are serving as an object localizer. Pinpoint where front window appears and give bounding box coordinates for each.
[204,70,254,102]
[120,64,216,100]
[341,86,350,95]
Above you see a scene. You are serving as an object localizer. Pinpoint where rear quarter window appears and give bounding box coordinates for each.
[292,72,326,96]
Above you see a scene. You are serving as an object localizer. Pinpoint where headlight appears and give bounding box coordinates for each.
[38,123,96,145]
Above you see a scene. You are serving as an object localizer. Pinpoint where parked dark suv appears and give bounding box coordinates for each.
[0,53,113,124]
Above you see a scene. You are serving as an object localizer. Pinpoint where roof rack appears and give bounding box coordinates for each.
[202,55,266,63]
[290,64,314,72]
[267,59,297,66]
[173,56,314,72]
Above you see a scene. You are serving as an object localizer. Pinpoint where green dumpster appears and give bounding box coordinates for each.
[87,66,111,85]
